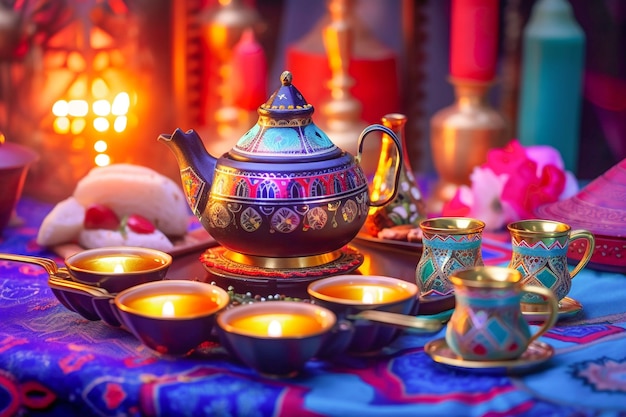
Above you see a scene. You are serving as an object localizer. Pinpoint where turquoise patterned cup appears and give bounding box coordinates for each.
[508,219,595,304]
[415,217,485,296]
[446,266,558,361]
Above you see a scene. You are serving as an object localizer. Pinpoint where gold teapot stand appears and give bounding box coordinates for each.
[200,246,364,299]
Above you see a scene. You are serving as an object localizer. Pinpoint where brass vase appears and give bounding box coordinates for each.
[365,113,426,237]
[428,79,509,214]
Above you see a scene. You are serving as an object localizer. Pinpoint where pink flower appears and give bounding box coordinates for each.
[485,140,529,176]
[526,145,579,199]
[442,166,517,231]
[441,140,578,230]
[500,159,565,219]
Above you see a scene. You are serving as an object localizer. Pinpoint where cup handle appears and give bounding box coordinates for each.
[568,230,595,278]
[357,124,402,207]
[523,285,559,345]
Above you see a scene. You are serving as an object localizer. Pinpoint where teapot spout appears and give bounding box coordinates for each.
[158,128,216,218]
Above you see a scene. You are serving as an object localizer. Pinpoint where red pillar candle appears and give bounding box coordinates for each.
[450,0,499,82]
[231,29,268,111]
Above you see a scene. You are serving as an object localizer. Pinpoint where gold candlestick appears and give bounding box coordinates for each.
[322,0,361,129]
[428,78,509,215]
[320,0,379,176]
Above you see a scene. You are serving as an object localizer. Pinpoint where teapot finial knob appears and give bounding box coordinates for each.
[280,71,293,86]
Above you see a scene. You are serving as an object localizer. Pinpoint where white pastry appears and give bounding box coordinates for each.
[78,228,174,252]
[36,197,85,246]
[73,163,190,236]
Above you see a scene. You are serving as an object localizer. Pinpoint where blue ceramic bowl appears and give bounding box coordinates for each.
[217,301,337,377]
[65,246,172,294]
[307,274,419,354]
[114,280,230,356]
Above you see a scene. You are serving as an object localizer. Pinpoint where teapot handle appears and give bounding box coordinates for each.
[357,124,402,208]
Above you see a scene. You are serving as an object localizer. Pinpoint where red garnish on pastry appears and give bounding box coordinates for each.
[124,214,156,234]
[83,204,120,230]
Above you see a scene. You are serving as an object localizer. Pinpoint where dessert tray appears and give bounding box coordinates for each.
[355,231,423,252]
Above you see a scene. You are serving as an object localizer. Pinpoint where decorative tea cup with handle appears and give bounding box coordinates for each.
[507,219,595,304]
[415,217,485,296]
[446,266,559,361]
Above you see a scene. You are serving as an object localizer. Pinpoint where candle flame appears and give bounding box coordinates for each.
[267,319,283,337]
[362,289,375,304]
[162,301,175,317]
[113,263,125,273]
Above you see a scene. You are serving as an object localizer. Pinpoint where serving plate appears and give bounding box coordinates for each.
[425,338,554,375]
[355,231,423,253]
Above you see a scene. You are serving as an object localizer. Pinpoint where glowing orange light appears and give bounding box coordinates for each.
[112,92,130,116]
[71,137,86,150]
[95,153,111,167]
[91,78,109,98]
[93,117,110,132]
[267,320,283,337]
[93,99,111,116]
[162,301,175,318]
[113,116,127,133]
[71,118,86,135]
[53,117,71,134]
[94,140,107,152]
[52,100,69,117]
[68,100,89,117]
[51,80,131,169]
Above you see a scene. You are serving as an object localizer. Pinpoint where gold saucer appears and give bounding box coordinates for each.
[424,338,554,375]
[521,297,583,322]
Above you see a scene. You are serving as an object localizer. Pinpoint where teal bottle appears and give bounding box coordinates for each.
[517,0,585,173]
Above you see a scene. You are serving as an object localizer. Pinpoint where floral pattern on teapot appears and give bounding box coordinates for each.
[207,163,370,234]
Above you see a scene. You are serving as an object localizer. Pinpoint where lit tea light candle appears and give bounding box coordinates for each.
[227,312,328,337]
[64,246,172,294]
[161,300,175,318]
[122,293,224,318]
[268,320,282,337]
[307,275,420,354]
[72,254,166,274]
[114,280,230,356]
[362,290,375,304]
[216,301,337,377]
[113,263,125,274]
[312,282,414,305]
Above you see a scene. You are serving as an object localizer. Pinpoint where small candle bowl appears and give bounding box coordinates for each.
[307,275,419,354]
[65,246,172,293]
[114,280,230,356]
[217,301,337,378]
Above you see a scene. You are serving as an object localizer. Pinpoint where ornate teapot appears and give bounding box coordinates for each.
[159,71,402,260]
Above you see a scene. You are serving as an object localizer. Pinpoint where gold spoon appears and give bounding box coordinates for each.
[348,310,444,332]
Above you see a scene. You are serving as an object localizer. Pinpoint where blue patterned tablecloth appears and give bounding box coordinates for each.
[1,197,626,417]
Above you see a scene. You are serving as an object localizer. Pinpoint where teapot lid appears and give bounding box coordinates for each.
[230,71,341,162]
